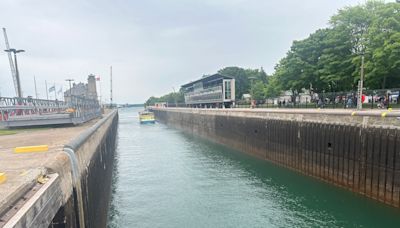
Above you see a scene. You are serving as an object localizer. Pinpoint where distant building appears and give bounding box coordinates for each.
[64,74,98,103]
[181,74,235,108]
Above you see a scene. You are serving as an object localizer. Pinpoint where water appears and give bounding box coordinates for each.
[108,107,400,228]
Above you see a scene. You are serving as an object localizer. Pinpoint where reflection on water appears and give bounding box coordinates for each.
[108,107,400,228]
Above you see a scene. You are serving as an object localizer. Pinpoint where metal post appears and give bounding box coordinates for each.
[110,66,113,106]
[357,55,364,110]
[54,83,57,100]
[34,76,38,99]
[45,80,49,100]
[13,52,22,98]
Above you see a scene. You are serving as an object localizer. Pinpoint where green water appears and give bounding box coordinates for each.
[107,108,400,227]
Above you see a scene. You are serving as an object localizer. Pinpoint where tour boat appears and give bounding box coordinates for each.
[139,111,155,124]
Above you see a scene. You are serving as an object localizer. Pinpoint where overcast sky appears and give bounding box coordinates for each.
[0,0,390,103]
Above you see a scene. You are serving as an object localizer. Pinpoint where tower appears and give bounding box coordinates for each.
[87,74,97,100]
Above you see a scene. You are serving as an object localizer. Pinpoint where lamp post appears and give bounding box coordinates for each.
[4,48,24,98]
[357,54,365,110]
[65,79,74,96]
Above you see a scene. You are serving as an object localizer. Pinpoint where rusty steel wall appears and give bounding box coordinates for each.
[153,109,400,208]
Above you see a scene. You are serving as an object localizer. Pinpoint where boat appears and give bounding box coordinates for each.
[139,111,155,124]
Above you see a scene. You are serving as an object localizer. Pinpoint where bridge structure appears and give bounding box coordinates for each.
[0,96,101,128]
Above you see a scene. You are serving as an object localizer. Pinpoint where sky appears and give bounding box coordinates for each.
[0,0,391,103]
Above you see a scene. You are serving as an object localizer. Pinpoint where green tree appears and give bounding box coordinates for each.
[218,67,250,99]
[250,81,265,101]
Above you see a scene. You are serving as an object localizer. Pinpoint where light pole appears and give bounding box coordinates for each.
[65,79,74,96]
[4,48,24,98]
[357,54,365,110]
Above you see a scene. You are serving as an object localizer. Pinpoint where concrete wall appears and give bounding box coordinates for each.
[152,108,400,208]
[50,110,119,228]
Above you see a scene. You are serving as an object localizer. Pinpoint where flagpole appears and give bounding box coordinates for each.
[45,80,49,100]
[34,76,38,99]
[99,76,102,104]
[54,83,57,100]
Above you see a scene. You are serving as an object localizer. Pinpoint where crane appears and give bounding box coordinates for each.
[2,28,21,97]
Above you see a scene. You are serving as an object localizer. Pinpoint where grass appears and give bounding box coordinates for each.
[0,126,54,136]
[0,129,18,136]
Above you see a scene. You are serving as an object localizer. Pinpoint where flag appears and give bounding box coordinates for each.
[96,76,100,81]
[49,85,55,92]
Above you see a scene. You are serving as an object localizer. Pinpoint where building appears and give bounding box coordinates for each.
[64,74,98,103]
[181,74,235,108]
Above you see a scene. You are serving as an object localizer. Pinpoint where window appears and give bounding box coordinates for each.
[224,81,231,100]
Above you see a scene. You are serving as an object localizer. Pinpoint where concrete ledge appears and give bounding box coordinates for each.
[2,173,63,228]
[150,107,400,128]
[65,110,117,150]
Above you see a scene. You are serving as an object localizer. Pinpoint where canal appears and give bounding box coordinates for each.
[108,107,400,227]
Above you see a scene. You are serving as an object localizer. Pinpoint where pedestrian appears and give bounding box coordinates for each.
[346,97,353,108]
[318,99,324,108]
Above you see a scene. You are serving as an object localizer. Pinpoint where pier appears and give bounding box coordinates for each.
[0,109,118,227]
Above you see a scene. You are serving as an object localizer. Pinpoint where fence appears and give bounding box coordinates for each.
[236,88,400,109]
[0,96,101,126]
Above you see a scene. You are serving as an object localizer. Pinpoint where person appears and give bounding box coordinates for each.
[318,99,324,108]
[384,96,389,109]
[346,97,353,108]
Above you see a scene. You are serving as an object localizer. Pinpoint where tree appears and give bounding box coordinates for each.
[250,81,265,102]
[218,67,250,99]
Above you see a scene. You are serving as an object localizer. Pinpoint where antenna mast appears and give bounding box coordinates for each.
[110,66,113,105]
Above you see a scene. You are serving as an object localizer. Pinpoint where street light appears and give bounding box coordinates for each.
[65,79,74,96]
[4,48,25,98]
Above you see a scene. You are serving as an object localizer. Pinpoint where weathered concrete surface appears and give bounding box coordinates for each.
[152,107,400,208]
[0,120,99,222]
[0,109,118,227]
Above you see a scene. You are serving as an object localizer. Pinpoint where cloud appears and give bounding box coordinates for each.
[0,0,374,103]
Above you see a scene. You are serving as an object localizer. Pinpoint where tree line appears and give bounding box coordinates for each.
[146,1,400,105]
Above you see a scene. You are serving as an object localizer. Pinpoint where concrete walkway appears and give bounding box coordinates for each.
[0,119,99,220]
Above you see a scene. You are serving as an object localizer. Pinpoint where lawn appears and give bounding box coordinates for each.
[0,129,17,136]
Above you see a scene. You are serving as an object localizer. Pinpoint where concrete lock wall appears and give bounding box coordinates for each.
[152,108,400,208]
[50,110,119,228]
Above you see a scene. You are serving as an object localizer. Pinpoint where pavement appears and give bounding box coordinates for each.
[0,118,100,217]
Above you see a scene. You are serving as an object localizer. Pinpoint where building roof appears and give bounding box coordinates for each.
[181,73,233,88]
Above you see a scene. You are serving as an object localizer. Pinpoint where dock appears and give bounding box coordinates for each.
[0,109,118,227]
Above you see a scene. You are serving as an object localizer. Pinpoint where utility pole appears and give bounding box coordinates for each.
[357,55,365,110]
[110,66,113,106]
[45,80,49,100]
[34,76,38,99]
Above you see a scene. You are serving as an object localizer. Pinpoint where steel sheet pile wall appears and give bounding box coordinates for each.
[153,109,400,208]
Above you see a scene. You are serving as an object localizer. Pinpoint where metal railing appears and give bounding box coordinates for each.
[236,88,400,109]
[0,95,101,125]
